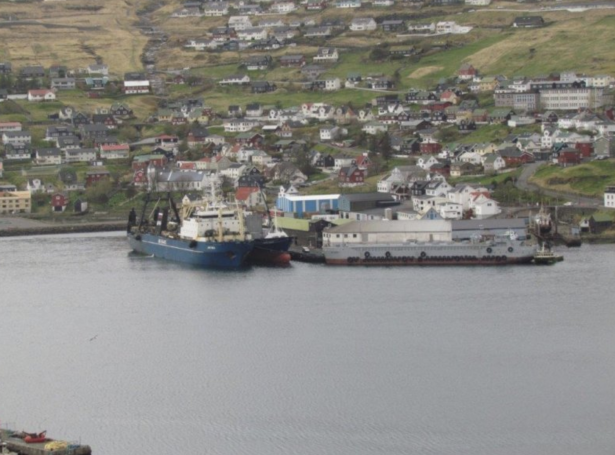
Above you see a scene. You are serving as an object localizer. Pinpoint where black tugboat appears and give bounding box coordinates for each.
[533,243,564,265]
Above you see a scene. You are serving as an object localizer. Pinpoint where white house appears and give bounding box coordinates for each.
[320,126,343,141]
[324,78,341,91]
[447,184,490,211]
[156,169,219,192]
[27,89,56,102]
[27,178,45,194]
[123,80,150,95]
[458,150,483,165]
[336,0,361,7]
[235,186,265,207]
[251,150,273,166]
[435,21,471,34]
[416,155,440,170]
[407,23,435,33]
[99,144,130,160]
[219,74,251,85]
[482,154,506,173]
[223,120,258,133]
[237,27,268,41]
[605,186,615,208]
[313,48,339,63]
[86,64,109,76]
[437,201,463,220]
[65,148,97,163]
[2,131,31,146]
[362,121,388,135]
[470,194,501,219]
[203,4,229,16]
[0,122,22,133]
[349,18,377,31]
[334,155,355,170]
[425,180,452,197]
[412,195,448,214]
[220,163,247,180]
[35,149,62,165]
[269,2,296,13]
[228,16,253,30]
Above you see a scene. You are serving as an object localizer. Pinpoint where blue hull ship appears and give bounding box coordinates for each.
[128,232,253,269]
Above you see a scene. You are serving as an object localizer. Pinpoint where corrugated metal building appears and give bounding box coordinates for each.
[276,193,340,217]
[338,192,397,212]
[324,220,452,245]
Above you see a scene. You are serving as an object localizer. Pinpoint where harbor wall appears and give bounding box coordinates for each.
[0,223,125,237]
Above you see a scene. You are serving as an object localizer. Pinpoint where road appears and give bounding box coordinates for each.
[515,162,602,207]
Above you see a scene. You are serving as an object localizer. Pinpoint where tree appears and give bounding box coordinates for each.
[294,148,316,176]
[117,126,139,143]
[356,131,368,147]
[369,43,390,62]
[378,131,392,161]
[86,180,114,204]
[178,138,189,153]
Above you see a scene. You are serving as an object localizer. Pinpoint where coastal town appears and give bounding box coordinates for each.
[2,1,615,453]
[1,0,615,247]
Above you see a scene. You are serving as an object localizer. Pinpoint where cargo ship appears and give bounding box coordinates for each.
[322,220,537,266]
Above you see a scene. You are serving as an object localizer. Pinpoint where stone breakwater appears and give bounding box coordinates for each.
[0,223,126,237]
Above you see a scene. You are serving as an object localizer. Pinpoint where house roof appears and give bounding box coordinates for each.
[101,144,129,151]
[327,219,451,234]
[451,219,527,231]
[235,186,260,201]
[340,192,395,203]
[158,170,212,182]
[28,89,54,96]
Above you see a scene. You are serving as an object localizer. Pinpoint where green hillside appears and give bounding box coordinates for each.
[530,160,615,197]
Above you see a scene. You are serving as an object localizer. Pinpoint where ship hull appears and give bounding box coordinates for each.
[324,242,535,266]
[247,236,293,265]
[128,232,253,269]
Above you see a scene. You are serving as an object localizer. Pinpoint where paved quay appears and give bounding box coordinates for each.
[0,216,125,237]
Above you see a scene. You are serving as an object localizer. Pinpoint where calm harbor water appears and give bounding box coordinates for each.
[1,232,614,455]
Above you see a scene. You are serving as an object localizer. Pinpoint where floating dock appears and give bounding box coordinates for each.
[0,429,91,455]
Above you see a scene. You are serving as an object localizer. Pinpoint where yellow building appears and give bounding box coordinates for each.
[0,191,32,214]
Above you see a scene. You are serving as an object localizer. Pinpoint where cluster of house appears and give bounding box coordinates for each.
[0,103,135,162]
[4,55,615,216]
[171,0,503,20]
[0,62,112,99]
[172,0,427,19]
[275,174,501,222]
[0,61,163,98]
[183,14,472,54]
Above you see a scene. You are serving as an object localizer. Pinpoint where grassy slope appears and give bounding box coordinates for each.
[0,0,148,75]
[469,11,615,77]
[530,160,615,197]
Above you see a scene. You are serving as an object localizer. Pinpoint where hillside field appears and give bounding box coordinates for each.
[530,160,615,197]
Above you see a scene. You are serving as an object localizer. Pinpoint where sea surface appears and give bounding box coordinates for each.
[1,232,614,455]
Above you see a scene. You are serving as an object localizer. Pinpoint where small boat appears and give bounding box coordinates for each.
[533,244,564,265]
[24,431,47,444]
